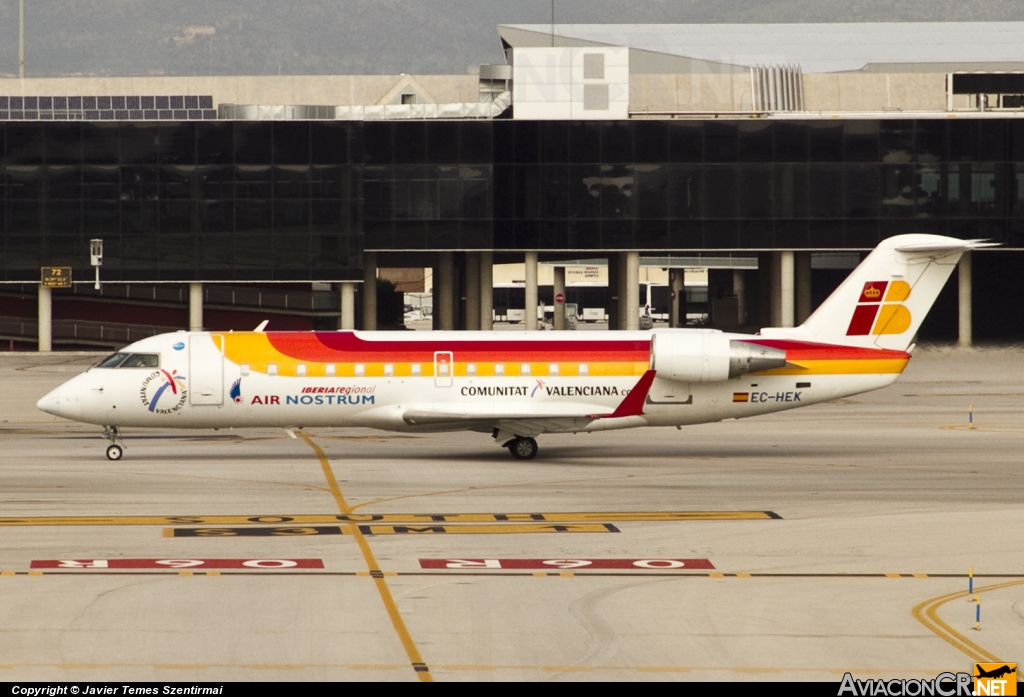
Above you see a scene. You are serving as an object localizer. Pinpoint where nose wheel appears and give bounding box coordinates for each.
[507,436,538,460]
[102,426,125,461]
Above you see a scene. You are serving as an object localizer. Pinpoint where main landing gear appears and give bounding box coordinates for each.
[102,426,124,461]
[506,436,538,461]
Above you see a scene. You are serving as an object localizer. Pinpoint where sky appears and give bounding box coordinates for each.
[1,0,1022,77]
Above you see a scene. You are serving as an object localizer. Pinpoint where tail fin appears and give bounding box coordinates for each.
[761,235,997,351]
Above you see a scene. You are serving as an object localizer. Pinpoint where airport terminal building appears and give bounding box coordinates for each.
[1,22,1023,347]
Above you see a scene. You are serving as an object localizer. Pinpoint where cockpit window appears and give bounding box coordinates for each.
[96,352,129,368]
[119,353,160,368]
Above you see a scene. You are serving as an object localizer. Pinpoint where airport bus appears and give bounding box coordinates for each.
[492,282,708,324]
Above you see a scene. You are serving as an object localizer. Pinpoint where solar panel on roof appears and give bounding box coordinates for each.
[127,96,140,109]
[142,96,155,109]
[112,96,126,110]
[98,96,111,109]
[40,97,52,110]
[155,96,169,109]
[170,96,184,109]
[24,97,37,109]
[69,96,82,109]
[10,96,22,109]
[185,96,199,109]
[200,96,213,109]
[83,97,97,109]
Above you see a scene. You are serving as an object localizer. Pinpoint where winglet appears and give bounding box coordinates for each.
[597,370,656,419]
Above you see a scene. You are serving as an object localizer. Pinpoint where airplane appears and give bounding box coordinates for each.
[37,234,993,461]
[975,665,1016,680]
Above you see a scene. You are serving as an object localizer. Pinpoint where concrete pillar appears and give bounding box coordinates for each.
[340,282,356,330]
[437,252,454,331]
[780,250,795,328]
[732,269,746,327]
[362,252,377,330]
[669,269,682,328]
[465,253,481,331]
[757,252,772,329]
[606,256,619,330]
[37,285,52,352]
[770,253,781,327]
[189,282,203,332]
[795,251,812,325]
[524,251,538,331]
[624,251,640,331]
[480,251,493,330]
[958,252,972,347]
[552,266,566,330]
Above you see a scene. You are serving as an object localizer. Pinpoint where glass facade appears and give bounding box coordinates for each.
[2,118,1023,282]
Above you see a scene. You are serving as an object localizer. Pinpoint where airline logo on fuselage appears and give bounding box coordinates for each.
[846,280,913,336]
[250,385,375,406]
[460,384,621,398]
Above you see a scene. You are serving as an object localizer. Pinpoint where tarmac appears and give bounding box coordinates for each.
[0,344,1022,682]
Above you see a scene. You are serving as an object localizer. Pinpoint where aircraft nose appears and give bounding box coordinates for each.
[37,386,63,417]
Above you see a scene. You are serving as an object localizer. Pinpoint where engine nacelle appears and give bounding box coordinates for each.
[649,330,788,383]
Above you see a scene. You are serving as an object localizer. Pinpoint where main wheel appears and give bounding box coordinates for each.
[106,444,123,461]
[508,437,538,460]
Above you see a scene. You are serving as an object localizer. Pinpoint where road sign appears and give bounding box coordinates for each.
[41,267,72,288]
[555,293,565,304]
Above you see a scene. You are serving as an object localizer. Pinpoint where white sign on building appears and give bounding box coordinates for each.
[512,47,629,120]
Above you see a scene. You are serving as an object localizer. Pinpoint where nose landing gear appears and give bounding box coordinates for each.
[102,426,124,461]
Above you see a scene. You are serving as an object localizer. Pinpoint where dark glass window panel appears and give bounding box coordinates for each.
[492,219,515,249]
[844,165,880,219]
[978,121,1007,161]
[1014,164,1024,217]
[7,125,44,164]
[703,166,737,218]
[949,120,979,162]
[843,122,879,163]
[272,122,310,165]
[311,200,343,227]
[669,219,703,249]
[774,220,808,248]
[392,220,425,249]
[845,220,879,248]
[513,220,540,249]
[7,166,44,199]
[273,165,310,199]
[157,123,196,165]
[534,220,566,250]
[915,165,943,218]
[362,167,392,220]
[362,220,394,249]
[515,165,541,219]
[197,200,233,234]
[539,165,569,219]
[422,220,461,249]
[569,122,601,163]
[879,121,914,164]
[45,166,80,199]
[312,122,349,164]
[636,164,668,220]
[122,166,161,203]
[704,122,737,163]
[665,165,702,219]
[393,166,437,220]
[158,232,195,272]
[1010,121,1024,163]
[234,165,272,199]
[460,220,492,248]
[634,121,668,163]
[492,121,514,164]
[462,168,491,220]
[80,165,121,200]
[880,164,916,218]
[773,164,808,219]
[738,122,774,163]
[196,122,233,165]
[363,122,393,165]
[79,124,119,164]
[393,122,426,165]
[426,122,459,165]
[45,202,82,239]
[196,166,232,200]
[703,220,738,249]
[601,220,633,248]
[310,166,345,199]
[599,165,634,219]
[274,199,310,231]
[438,179,461,219]
[197,232,234,270]
[82,200,120,238]
[915,120,947,163]
[737,166,772,219]
[808,220,845,249]
[539,122,569,163]
[120,201,159,239]
[459,121,492,164]
[157,165,194,200]
[157,201,194,235]
[635,219,669,250]
[666,122,703,163]
[774,122,808,163]
[514,121,540,164]
[808,165,844,218]
[43,232,86,266]
[234,122,272,165]
[602,122,633,163]
[4,233,42,270]
[492,165,513,219]
[808,123,843,162]
[738,220,772,248]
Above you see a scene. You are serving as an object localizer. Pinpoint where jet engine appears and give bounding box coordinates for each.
[649,330,788,383]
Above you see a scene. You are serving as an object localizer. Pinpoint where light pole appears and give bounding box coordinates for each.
[19,0,25,79]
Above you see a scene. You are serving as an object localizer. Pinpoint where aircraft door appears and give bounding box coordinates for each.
[434,351,453,387]
[189,334,224,405]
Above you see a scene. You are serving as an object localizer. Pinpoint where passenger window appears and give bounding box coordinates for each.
[384,364,394,376]
[119,353,159,368]
[326,364,336,376]
[466,363,476,376]
[494,363,504,375]
[355,364,365,376]
[268,364,278,376]
[579,363,589,376]
[296,364,307,376]
[520,363,531,376]
[548,363,559,376]
[95,352,128,368]
[411,364,422,376]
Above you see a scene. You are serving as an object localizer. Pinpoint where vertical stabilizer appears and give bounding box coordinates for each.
[760,235,996,350]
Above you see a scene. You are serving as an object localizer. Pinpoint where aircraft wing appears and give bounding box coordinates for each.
[401,370,656,436]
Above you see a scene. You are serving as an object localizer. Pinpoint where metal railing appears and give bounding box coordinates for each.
[0,318,179,347]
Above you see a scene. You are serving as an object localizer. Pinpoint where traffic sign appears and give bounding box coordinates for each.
[555,293,565,304]
[41,267,72,288]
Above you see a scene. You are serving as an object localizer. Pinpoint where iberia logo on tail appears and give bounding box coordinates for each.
[846,281,913,336]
